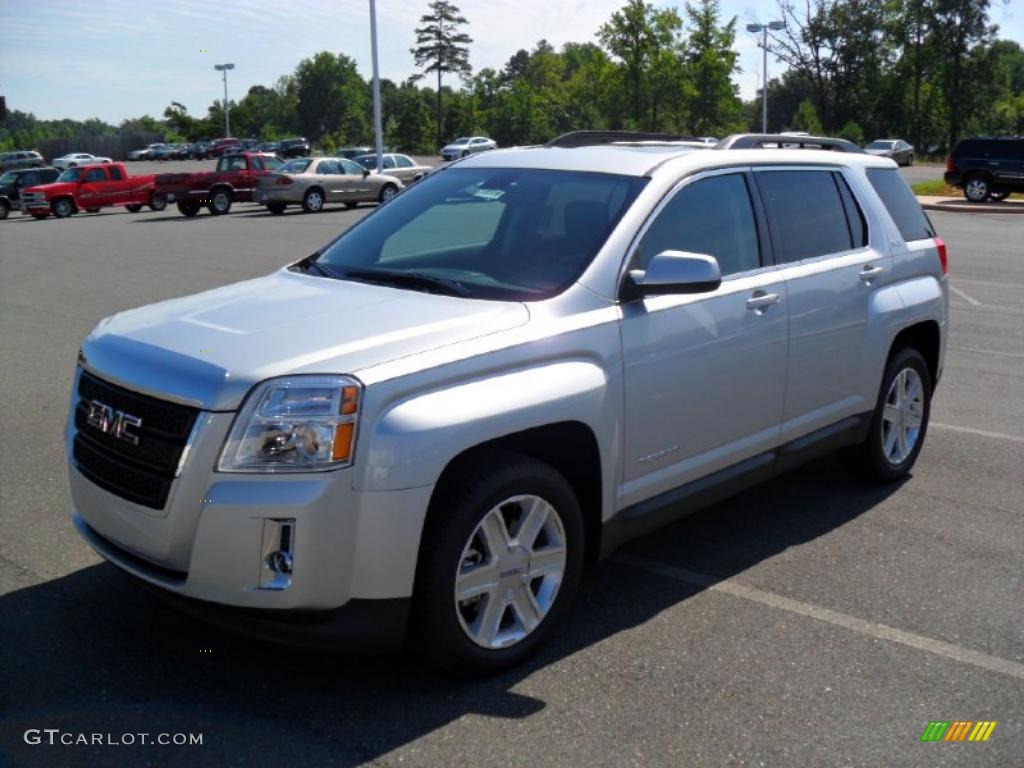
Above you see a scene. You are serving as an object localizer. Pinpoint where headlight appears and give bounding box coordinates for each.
[218,375,361,473]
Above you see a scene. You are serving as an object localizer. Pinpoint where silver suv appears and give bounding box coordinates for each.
[67,138,948,673]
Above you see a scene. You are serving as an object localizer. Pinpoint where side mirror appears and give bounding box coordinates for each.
[624,250,722,298]
[363,169,370,177]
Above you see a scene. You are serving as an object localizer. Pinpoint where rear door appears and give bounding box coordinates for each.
[313,159,349,202]
[340,158,372,199]
[754,167,882,441]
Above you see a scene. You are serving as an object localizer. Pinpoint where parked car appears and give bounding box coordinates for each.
[128,143,166,161]
[864,139,914,166]
[20,162,165,218]
[256,156,403,214]
[440,136,497,161]
[944,136,1024,202]
[190,141,214,159]
[52,152,112,170]
[0,150,46,172]
[277,137,311,158]
[260,141,282,154]
[155,151,284,216]
[66,131,947,674]
[0,166,60,219]
[210,138,242,157]
[352,153,432,183]
[337,145,373,159]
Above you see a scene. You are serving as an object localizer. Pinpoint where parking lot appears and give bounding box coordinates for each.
[0,195,1021,766]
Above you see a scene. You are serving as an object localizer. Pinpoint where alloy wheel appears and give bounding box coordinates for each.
[305,190,324,212]
[881,367,924,465]
[965,178,988,202]
[454,494,567,650]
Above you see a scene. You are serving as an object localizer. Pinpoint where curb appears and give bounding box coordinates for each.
[917,196,1024,214]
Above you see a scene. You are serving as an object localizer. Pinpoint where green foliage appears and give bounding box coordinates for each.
[411,1,473,147]
[295,52,369,143]
[791,99,824,134]
[838,120,865,145]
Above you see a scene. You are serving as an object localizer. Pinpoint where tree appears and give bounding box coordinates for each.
[931,0,995,148]
[293,52,369,143]
[684,0,743,135]
[411,1,473,149]
[791,98,823,133]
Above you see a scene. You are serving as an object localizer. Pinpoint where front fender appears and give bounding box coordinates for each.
[356,360,611,492]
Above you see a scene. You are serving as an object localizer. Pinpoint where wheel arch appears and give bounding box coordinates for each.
[889,319,941,387]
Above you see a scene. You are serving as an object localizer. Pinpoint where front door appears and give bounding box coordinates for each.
[620,170,788,509]
[78,167,109,207]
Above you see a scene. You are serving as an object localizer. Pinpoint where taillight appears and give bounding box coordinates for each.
[935,237,948,275]
[275,176,293,185]
[945,155,954,173]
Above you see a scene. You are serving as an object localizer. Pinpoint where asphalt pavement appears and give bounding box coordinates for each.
[0,198,1020,767]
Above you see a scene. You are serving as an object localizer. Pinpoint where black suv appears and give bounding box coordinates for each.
[0,166,60,219]
[277,137,311,158]
[944,137,1024,202]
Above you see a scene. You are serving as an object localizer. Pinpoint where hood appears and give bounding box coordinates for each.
[22,181,75,196]
[81,268,530,411]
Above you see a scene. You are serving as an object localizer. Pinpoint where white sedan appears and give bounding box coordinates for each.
[440,136,497,162]
[53,152,112,169]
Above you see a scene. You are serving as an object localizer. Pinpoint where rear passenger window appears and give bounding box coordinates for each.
[84,168,106,182]
[757,170,854,262]
[108,166,124,181]
[866,168,935,242]
[635,173,761,277]
[834,173,867,248]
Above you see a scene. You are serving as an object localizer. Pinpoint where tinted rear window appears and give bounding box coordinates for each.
[756,170,856,262]
[866,168,935,242]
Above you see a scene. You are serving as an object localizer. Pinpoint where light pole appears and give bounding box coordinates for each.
[746,21,785,134]
[214,63,235,137]
[369,0,384,173]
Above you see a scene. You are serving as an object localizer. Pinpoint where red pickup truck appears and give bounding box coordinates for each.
[20,163,166,219]
[155,152,284,216]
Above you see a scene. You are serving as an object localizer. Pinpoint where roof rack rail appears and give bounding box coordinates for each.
[716,134,865,153]
[545,130,701,148]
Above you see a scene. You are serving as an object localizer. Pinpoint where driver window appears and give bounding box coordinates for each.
[84,168,106,182]
[634,173,761,277]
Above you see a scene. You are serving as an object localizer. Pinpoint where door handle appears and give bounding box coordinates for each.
[860,265,884,282]
[746,291,781,312]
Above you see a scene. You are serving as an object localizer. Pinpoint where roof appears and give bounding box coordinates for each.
[458,144,898,177]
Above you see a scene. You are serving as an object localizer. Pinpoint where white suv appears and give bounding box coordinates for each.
[67,134,947,673]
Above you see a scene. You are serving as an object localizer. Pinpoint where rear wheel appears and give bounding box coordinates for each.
[177,200,201,217]
[844,348,931,482]
[302,187,325,213]
[149,191,167,211]
[0,200,9,220]
[267,201,287,215]
[964,175,990,202]
[208,189,232,215]
[378,183,398,204]
[410,452,584,675]
[126,204,143,213]
[52,198,74,218]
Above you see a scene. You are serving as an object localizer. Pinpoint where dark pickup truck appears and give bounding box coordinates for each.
[0,166,60,219]
[155,152,285,216]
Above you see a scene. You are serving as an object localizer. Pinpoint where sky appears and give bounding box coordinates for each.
[1,0,1022,125]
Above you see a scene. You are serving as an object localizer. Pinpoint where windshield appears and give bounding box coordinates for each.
[867,141,894,149]
[57,168,82,182]
[450,138,470,145]
[315,167,646,301]
[354,155,377,169]
[0,171,18,184]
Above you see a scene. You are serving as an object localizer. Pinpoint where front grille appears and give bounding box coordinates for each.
[73,370,199,509]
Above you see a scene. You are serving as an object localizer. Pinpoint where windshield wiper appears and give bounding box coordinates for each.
[290,252,336,278]
[343,269,472,297]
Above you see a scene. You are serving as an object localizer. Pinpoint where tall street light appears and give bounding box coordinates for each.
[746,21,785,134]
[214,63,235,138]
[369,0,384,173]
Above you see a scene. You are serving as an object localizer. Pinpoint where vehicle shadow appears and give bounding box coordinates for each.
[0,455,902,767]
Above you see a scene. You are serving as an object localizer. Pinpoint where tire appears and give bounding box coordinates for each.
[988,190,1010,202]
[302,187,325,213]
[0,201,9,220]
[844,348,931,482]
[207,188,232,215]
[410,451,584,675]
[126,204,143,213]
[460,150,469,158]
[31,211,49,219]
[177,200,201,217]
[267,201,287,215]
[344,202,359,209]
[906,154,914,166]
[85,208,100,213]
[52,198,75,218]
[378,184,398,204]
[964,175,990,202]
[149,191,167,211]
[68,163,77,168]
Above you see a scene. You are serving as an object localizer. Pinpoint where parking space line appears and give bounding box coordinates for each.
[614,554,1024,681]
[931,422,1024,444]
[948,345,1024,359]
[949,284,981,306]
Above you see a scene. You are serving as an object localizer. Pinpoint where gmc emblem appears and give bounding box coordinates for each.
[85,399,142,446]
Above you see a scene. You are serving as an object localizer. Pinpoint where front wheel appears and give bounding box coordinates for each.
[964,176,990,202]
[149,191,167,211]
[126,204,143,213]
[378,184,398,204]
[0,200,9,220]
[207,189,232,215]
[302,188,324,213]
[85,208,100,213]
[177,200,201,217]
[410,452,584,675]
[52,198,75,218]
[267,201,287,215]
[844,348,931,482]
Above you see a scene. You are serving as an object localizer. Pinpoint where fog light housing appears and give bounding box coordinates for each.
[260,518,295,590]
